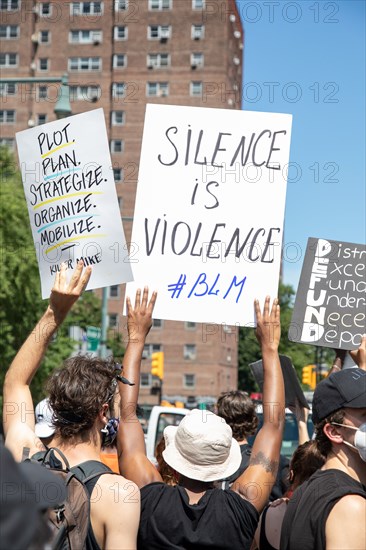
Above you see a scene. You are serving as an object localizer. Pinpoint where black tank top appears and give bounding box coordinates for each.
[280,469,366,550]
[259,505,279,550]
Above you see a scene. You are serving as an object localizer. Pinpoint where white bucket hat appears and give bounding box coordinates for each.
[162,409,242,482]
[35,398,55,439]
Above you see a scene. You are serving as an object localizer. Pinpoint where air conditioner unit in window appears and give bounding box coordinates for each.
[148,64,154,69]
[142,350,149,359]
[31,33,39,43]
[161,91,168,97]
[93,39,101,45]
[191,64,197,70]
[194,35,200,40]
[30,61,37,71]
[160,36,168,43]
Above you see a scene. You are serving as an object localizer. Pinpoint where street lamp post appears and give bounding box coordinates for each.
[0,73,71,119]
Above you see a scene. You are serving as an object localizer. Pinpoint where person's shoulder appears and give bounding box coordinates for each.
[96,473,140,506]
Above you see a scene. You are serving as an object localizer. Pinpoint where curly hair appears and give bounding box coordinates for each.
[216,390,258,440]
[314,408,346,458]
[46,355,118,439]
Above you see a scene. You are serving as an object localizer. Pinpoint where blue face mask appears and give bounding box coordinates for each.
[101,417,120,447]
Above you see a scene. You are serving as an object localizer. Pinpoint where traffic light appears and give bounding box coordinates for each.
[151,351,164,380]
[302,364,316,390]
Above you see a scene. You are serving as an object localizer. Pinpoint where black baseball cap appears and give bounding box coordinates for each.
[312,368,366,425]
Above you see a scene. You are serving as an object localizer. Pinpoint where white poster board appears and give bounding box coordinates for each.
[16,108,132,298]
[127,104,292,326]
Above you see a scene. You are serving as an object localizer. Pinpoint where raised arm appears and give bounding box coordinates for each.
[232,296,285,512]
[3,261,91,459]
[117,287,162,488]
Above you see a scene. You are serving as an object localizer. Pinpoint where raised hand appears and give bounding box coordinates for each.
[254,296,281,351]
[350,335,366,371]
[126,287,157,343]
[49,260,92,325]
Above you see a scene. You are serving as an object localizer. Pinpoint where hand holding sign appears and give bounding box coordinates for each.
[49,260,92,325]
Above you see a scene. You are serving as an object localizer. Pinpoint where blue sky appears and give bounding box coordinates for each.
[236,0,366,290]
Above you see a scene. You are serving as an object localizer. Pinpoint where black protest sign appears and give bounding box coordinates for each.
[289,238,366,350]
[250,355,309,410]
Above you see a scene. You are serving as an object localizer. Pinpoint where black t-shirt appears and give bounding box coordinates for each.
[280,469,366,550]
[138,482,259,550]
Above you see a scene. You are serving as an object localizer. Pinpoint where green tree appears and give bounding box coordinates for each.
[0,147,105,412]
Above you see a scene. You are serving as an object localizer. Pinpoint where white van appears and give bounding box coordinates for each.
[144,405,313,464]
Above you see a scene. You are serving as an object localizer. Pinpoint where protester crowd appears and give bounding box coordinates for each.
[1,263,365,550]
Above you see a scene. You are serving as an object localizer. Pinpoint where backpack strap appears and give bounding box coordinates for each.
[42,447,71,470]
[83,470,120,484]
[22,446,30,461]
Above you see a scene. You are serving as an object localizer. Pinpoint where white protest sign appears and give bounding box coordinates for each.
[127,104,292,326]
[16,108,133,298]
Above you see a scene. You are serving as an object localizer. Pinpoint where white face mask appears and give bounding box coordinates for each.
[331,422,366,462]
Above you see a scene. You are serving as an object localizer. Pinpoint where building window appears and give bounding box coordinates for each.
[38,85,48,99]
[149,0,171,10]
[109,285,120,298]
[0,25,19,38]
[113,54,127,68]
[37,114,47,125]
[147,53,170,69]
[191,24,205,40]
[184,344,196,360]
[192,0,204,8]
[113,167,123,182]
[0,110,15,123]
[110,139,124,153]
[143,343,162,359]
[152,319,163,328]
[0,82,17,96]
[147,82,169,97]
[112,82,126,99]
[191,52,203,68]
[111,110,125,125]
[69,29,102,43]
[39,2,51,16]
[39,30,50,43]
[148,24,171,40]
[108,313,119,328]
[70,2,103,15]
[0,137,15,149]
[115,0,127,9]
[190,81,202,96]
[0,53,18,67]
[184,374,195,388]
[114,25,127,40]
[0,0,20,10]
[38,58,49,71]
[185,321,196,330]
[69,85,100,102]
[140,373,152,388]
[68,57,101,71]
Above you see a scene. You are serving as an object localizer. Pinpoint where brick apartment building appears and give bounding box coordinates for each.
[0,0,244,407]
